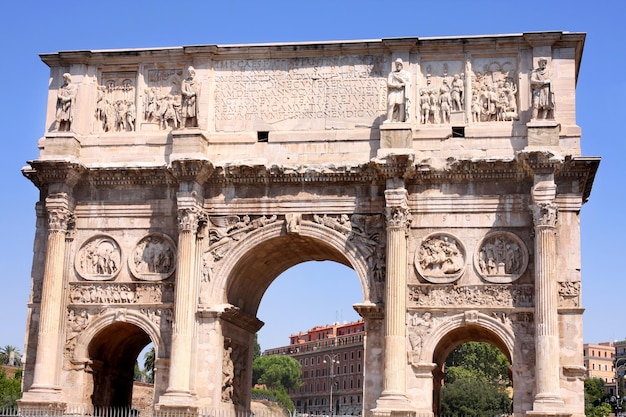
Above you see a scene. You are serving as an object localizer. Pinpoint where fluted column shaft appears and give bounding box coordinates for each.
[531,176,564,411]
[165,207,201,397]
[376,189,413,411]
[31,194,73,394]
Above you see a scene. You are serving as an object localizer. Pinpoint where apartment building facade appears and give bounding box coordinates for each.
[584,342,616,395]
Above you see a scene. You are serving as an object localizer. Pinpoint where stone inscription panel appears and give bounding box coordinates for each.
[213,56,387,130]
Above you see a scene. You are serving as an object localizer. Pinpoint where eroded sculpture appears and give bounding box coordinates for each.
[56,73,77,132]
[385,58,411,123]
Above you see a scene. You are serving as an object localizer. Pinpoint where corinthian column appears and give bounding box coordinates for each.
[27,193,74,400]
[530,176,564,413]
[375,188,414,414]
[162,206,202,403]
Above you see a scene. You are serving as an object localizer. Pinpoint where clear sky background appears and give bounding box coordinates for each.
[0,0,623,354]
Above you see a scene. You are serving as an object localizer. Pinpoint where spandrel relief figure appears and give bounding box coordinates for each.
[407,311,433,362]
[385,58,411,123]
[475,232,528,283]
[415,233,465,283]
[56,73,77,132]
[181,66,200,128]
[530,58,555,120]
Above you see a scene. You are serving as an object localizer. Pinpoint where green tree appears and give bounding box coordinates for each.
[252,354,302,391]
[143,346,155,383]
[441,342,511,415]
[0,368,21,408]
[584,377,612,417]
[0,346,22,367]
[253,334,261,361]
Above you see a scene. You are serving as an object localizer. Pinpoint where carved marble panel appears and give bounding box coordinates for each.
[474,232,528,283]
[75,235,122,281]
[95,71,137,133]
[469,58,519,123]
[69,283,173,304]
[129,234,176,281]
[419,61,465,125]
[143,68,184,130]
[415,233,466,283]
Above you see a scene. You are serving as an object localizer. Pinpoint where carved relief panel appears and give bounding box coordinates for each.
[469,58,519,123]
[75,235,122,281]
[143,68,184,130]
[129,234,177,281]
[95,71,137,133]
[474,232,529,283]
[415,233,466,283]
[418,61,465,125]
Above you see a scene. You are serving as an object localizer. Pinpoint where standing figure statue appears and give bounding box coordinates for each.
[181,66,200,128]
[530,58,555,120]
[56,73,78,132]
[385,58,411,123]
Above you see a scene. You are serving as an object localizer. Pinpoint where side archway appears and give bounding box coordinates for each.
[72,310,166,408]
[418,311,515,415]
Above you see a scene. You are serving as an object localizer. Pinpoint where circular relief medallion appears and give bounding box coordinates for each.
[474,232,528,283]
[415,233,466,283]
[129,234,176,281]
[75,235,122,281]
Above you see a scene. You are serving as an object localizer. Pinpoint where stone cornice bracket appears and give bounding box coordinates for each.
[212,305,264,333]
[169,159,215,185]
[382,38,419,54]
[22,160,86,192]
[558,157,601,204]
[353,302,384,320]
[523,32,563,48]
[373,151,416,182]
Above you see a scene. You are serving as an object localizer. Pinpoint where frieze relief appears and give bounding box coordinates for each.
[470,59,519,122]
[474,232,528,283]
[558,281,581,308]
[95,71,137,132]
[69,283,173,305]
[419,61,465,125]
[415,233,466,283]
[130,234,176,281]
[408,284,534,308]
[75,235,122,281]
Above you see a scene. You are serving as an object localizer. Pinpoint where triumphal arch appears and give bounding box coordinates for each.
[20,32,598,417]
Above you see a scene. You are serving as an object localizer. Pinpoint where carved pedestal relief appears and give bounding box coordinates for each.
[474,232,528,283]
[415,233,466,283]
[130,234,176,281]
[75,235,122,281]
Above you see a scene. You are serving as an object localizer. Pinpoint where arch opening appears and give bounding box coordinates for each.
[87,322,152,408]
[432,325,513,416]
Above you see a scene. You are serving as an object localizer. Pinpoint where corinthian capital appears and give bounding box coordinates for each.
[385,205,413,231]
[47,208,74,232]
[530,202,558,228]
[178,207,202,232]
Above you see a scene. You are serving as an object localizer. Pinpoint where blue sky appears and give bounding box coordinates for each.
[0,0,623,353]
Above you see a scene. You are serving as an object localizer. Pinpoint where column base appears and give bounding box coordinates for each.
[157,390,196,411]
[372,392,415,417]
[20,386,64,405]
[528,395,568,416]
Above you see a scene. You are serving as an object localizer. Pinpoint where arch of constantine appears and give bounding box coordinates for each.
[19,32,598,417]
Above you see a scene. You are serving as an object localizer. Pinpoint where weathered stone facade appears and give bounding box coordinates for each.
[20,32,597,417]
